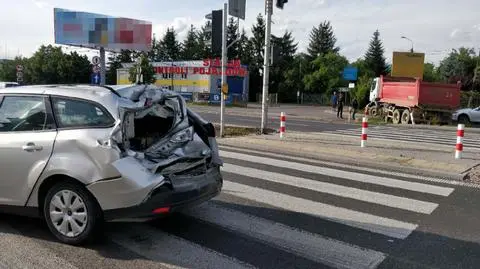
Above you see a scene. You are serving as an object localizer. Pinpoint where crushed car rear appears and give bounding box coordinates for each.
[86,85,223,219]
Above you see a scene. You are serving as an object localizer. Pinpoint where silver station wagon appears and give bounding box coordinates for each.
[0,84,223,245]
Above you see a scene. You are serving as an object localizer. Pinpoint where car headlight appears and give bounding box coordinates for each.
[170,126,194,143]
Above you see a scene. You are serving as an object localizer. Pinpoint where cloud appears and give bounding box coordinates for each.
[153,16,205,41]
[32,0,49,9]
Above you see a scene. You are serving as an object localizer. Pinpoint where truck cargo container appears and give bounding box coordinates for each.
[367,75,461,124]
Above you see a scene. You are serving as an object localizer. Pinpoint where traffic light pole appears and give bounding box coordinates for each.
[261,0,273,134]
[220,2,228,138]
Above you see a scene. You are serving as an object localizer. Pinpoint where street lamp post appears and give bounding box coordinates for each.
[401,36,414,52]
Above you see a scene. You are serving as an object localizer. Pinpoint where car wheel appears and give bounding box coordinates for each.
[458,114,470,125]
[43,181,103,245]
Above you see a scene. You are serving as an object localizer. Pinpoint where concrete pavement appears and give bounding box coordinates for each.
[2,147,480,268]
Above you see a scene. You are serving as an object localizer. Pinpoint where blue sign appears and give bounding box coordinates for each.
[209,93,232,105]
[91,72,100,85]
[343,67,358,81]
[180,92,193,102]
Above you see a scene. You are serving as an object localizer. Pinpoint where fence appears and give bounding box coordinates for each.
[460,91,480,108]
[256,93,279,107]
[184,92,248,107]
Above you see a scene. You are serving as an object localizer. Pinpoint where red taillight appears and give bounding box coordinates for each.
[144,98,152,107]
[152,207,170,214]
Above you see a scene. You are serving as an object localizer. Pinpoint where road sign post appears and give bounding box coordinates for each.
[16,64,23,84]
[220,2,228,137]
[261,0,273,134]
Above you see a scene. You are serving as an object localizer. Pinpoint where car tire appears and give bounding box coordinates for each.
[458,114,470,125]
[43,181,103,245]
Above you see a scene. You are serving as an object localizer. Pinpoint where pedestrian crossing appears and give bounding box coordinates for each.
[0,147,457,269]
[323,125,480,150]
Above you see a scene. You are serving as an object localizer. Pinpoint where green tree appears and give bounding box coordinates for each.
[279,53,309,102]
[197,22,213,59]
[351,58,375,78]
[352,74,373,107]
[303,52,349,94]
[128,54,156,84]
[160,27,182,61]
[25,45,91,84]
[306,21,339,61]
[148,34,162,61]
[247,13,266,101]
[423,62,441,82]
[270,31,298,100]
[0,57,29,83]
[181,25,201,60]
[237,28,252,65]
[437,47,478,90]
[227,17,240,59]
[106,50,133,85]
[364,30,387,77]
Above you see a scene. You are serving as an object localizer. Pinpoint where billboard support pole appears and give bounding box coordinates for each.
[220,2,228,138]
[100,47,106,86]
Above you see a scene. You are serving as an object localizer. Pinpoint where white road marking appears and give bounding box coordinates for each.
[222,163,439,214]
[187,203,386,269]
[220,151,455,196]
[222,180,418,239]
[109,223,255,269]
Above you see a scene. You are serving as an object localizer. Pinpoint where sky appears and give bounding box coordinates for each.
[0,0,479,65]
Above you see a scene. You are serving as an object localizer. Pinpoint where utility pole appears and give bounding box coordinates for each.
[99,47,106,85]
[220,2,228,137]
[261,0,273,134]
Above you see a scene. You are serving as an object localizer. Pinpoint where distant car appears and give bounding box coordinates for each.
[0,84,223,245]
[0,82,19,88]
[452,107,480,124]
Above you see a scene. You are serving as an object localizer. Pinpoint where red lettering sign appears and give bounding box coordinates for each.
[154,61,247,77]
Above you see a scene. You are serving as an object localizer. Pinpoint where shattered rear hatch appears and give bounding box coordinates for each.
[112,85,222,185]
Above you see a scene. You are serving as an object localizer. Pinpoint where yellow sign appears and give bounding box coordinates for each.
[391,51,425,79]
[221,83,228,94]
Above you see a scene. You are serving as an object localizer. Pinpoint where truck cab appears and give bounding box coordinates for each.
[369,77,380,103]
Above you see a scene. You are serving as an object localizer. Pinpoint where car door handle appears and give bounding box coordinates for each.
[22,143,43,152]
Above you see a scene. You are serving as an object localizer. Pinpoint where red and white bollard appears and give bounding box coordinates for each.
[361,117,368,148]
[455,124,465,159]
[280,112,286,138]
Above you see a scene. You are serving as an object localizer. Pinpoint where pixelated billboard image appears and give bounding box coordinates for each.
[54,8,152,51]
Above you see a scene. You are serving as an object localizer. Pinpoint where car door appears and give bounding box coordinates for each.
[470,107,480,123]
[0,94,57,206]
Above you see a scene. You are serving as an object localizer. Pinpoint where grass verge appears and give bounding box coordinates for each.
[213,124,276,137]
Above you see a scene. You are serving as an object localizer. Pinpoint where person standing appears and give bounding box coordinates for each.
[351,98,359,120]
[337,93,344,119]
[331,92,337,112]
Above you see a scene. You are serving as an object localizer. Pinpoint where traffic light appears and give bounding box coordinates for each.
[205,10,223,57]
[276,0,288,9]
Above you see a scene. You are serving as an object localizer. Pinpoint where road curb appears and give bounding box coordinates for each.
[217,136,480,184]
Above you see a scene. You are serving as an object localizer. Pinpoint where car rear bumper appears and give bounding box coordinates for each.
[103,165,223,220]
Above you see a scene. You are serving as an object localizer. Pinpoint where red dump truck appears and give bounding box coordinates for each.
[366,75,461,124]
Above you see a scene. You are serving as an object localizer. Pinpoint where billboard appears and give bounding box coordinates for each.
[54,8,152,51]
[391,52,425,79]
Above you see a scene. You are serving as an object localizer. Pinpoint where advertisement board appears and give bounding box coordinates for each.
[391,52,425,79]
[54,8,152,51]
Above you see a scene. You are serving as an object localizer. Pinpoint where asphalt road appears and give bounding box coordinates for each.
[196,110,358,132]
[2,147,480,269]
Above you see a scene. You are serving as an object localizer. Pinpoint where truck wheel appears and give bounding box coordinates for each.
[401,109,410,124]
[369,107,378,117]
[392,109,401,124]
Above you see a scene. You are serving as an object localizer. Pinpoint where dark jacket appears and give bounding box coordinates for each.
[351,99,358,109]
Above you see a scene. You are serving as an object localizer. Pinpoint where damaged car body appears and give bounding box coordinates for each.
[0,84,223,245]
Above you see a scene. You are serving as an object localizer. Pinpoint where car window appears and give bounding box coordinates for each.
[0,95,55,132]
[52,97,114,128]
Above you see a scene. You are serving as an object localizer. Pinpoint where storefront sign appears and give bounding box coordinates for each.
[153,58,247,77]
